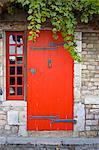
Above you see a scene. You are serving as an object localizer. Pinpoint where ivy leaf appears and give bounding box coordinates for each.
[28,35,33,40]
[22,0,30,6]
[27,15,33,21]
[53,33,58,40]
[35,24,41,29]
[28,9,33,14]
[64,43,69,49]
[41,17,46,22]
[64,36,73,42]
[28,25,33,30]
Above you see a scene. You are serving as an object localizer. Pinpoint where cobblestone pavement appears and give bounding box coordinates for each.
[0,144,99,150]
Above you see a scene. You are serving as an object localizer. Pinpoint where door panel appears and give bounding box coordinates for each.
[27,30,74,130]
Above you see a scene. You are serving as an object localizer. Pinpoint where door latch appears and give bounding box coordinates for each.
[48,59,52,68]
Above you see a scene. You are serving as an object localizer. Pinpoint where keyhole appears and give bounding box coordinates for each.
[48,59,52,68]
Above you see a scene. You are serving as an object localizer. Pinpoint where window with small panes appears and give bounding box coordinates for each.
[6,32,24,100]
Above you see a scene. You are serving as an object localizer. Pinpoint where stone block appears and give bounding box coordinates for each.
[86,131,98,137]
[0,77,3,87]
[0,95,3,101]
[74,88,81,101]
[95,115,99,119]
[90,109,99,114]
[88,65,95,70]
[74,76,81,88]
[0,114,6,120]
[5,125,11,130]
[92,105,99,109]
[82,43,86,49]
[86,108,89,114]
[82,51,88,55]
[86,114,94,119]
[0,119,6,125]
[19,111,27,125]
[74,103,85,131]
[94,90,99,95]
[82,65,87,69]
[91,78,99,82]
[0,111,6,114]
[7,110,18,125]
[89,86,97,90]
[86,126,90,131]
[86,120,98,126]
[0,66,3,76]
[76,41,82,52]
[94,44,99,49]
[94,82,99,86]
[75,32,82,40]
[86,104,92,108]
[87,44,94,48]
[90,126,99,131]
[0,137,6,144]
[74,63,81,76]
[85,96,99,104]
[0,48,3,56]
[94,74,99,77]
[0,56,3,64]
[11,126,18,134]
[18,125,28,137]
[3,101,27,107]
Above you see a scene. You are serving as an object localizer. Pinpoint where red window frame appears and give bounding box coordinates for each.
[6,32,24,100]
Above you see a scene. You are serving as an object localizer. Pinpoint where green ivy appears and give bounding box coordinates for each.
[9,0,99,62]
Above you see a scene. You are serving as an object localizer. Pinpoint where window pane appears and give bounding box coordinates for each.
[16,56,22,64]
[9,35,16,44]
[17,77,22,85]
[17,45,23,54]
[9,56,15,64]
[10,67,15,75]
[17,66,22,74]
[17,87,22,95]
[17,35,23,44]
[9,46,15,54]
[10,77,15,85]
[10,87,15,95]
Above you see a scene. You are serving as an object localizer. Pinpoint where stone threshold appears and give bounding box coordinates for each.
[0,137,99,145]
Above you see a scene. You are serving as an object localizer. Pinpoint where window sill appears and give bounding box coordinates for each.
[2,100,27,106]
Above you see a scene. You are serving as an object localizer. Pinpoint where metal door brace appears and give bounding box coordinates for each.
[51,119,77,124]
[29,116,77,124]
[29,115,59,120]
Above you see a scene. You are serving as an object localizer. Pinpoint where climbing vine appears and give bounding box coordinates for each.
[9,0,99,62]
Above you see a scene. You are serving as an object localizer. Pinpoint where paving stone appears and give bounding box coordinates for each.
[0,137,6,144]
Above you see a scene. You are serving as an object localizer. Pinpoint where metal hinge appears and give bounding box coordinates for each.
[29,115,59,120]
[29,115,77,124]
[51,119,77,124]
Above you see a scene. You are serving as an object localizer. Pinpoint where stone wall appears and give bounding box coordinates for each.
[81,33,99,137]
[82,33,99,97]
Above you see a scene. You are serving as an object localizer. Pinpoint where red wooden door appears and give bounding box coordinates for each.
[27,30,74,131]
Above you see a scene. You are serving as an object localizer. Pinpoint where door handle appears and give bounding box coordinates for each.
[48,59,52,68]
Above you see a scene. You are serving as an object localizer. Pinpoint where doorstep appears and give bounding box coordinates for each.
[0,137,99,145]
